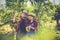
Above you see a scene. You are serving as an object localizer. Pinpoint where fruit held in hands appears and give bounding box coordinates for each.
[26,27,30,32]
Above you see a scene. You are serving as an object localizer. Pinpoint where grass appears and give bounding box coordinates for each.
[0,21,60,40]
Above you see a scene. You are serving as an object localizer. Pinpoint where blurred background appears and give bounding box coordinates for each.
[0,0,60,40]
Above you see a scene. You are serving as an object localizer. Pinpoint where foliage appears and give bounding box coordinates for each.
[0,0,60,40]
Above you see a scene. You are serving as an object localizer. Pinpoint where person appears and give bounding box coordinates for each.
[13,10,28,40]
[26,13,38,35]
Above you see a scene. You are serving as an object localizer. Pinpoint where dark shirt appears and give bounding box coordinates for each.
[16,17,28,34]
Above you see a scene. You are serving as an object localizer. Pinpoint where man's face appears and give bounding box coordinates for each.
[29,16,34,20]
[21,13,27,18]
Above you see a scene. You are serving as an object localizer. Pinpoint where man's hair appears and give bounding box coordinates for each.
[22,10,28,15]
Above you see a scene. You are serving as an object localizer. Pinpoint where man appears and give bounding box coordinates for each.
[13,10,28,34]
[13,10,28,40]
[26,13,37,35]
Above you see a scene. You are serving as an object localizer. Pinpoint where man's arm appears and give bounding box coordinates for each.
[31,22,37,30]
[13,12,18,23]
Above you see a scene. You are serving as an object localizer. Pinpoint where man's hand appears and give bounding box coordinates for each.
[31,27,34,29]
[13,12,18,22]
[14,12,18,17]
[29,26,34,30]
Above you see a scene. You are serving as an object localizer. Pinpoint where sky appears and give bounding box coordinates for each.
[0,0,6,4]
[50,0,60,4]
[0,0,60,4]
